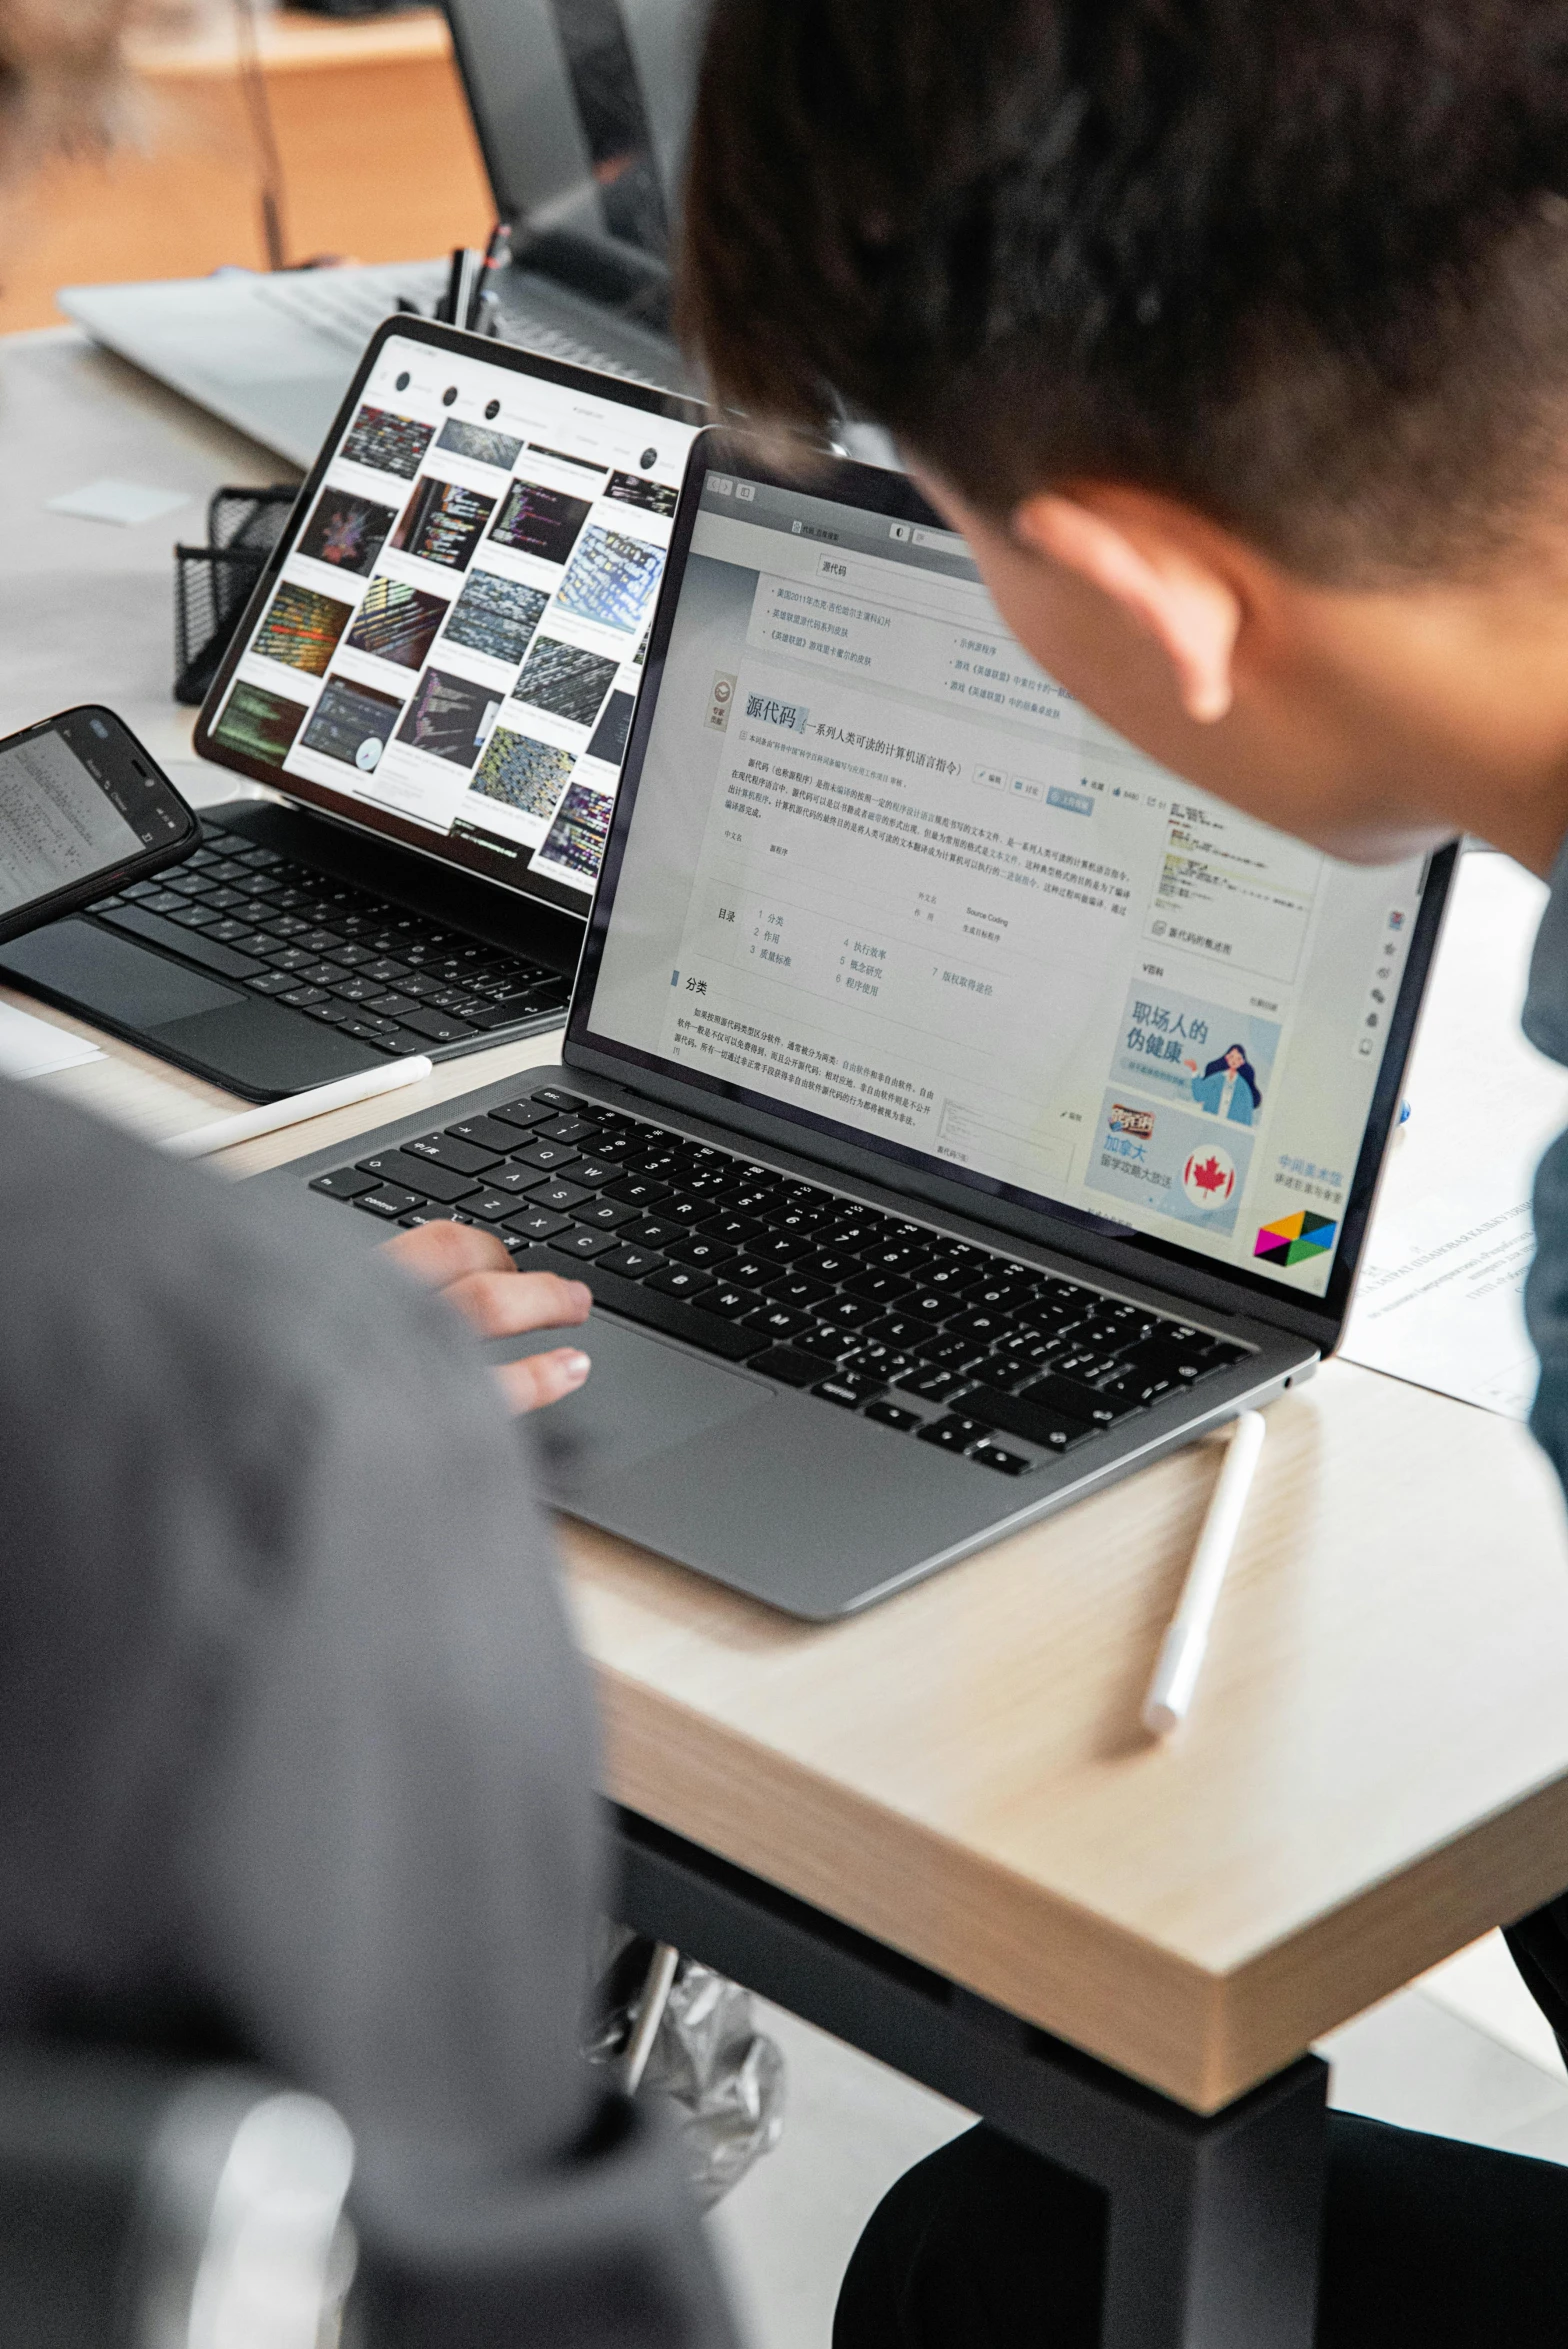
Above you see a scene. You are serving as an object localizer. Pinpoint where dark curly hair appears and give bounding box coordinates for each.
[679,0,1568,582]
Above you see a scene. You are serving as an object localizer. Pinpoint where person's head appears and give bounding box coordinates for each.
[680,1,1568,875]
[1222,1049,1246,1075]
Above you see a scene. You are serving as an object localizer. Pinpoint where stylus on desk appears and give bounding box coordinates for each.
[163,1056,434,1159]
[1142,1410,1268,1739]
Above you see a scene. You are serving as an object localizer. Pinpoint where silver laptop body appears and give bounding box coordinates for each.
[60,0,705,466]
[260,434,1455,1619]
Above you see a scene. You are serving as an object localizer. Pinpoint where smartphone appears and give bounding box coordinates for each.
[0,706,200,947]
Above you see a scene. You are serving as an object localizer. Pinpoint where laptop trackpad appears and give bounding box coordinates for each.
[511,1315,772,1496]
[0,918,240,1025]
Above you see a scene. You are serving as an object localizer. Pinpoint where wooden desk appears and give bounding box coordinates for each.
[12,327,1568,2348]
[0,7,491,335]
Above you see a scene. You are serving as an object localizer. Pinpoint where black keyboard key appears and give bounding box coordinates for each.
[799,1327,860,1362]
[893,1365,976,1403]
[744,1302,814,1343]
[538,1115,599,1145]
[1093,1369,1177,1408]
[445,1116,532,1156]
[813,1369,885,1410]
[962,1386,1100,1452]
[917,1414,993,1454]
[864,1401,923,1434]
[598,1243,665,1279]
[819,1295,881,1332]
[310,1167,377,1201]
[304,1002,353,1026]
[353,1186,423,1221]
[363,958,411,983]
[246,971,296,996]
[486,1098,555,1133]
[798,1249,864,1285]
[406,1133,501,1175]
[1201,1339,1251,1372]
[356,1151,477,1205]
[549,1228,619,1261]
[515,1139,580,1172]
[865,1310,940,1350]
[751,1346,823,1389]
[605,1174,672,1208]
[644,1264,718,1302]
[96,903,264,979]
[844,1267,919,1306]
[397,1008,477,1044]
[762,1269,834,1309]
[699,1212,765,1246]
[573,1261,771,1361]
[280,986,331,1009]
[485,1163,550,1193]
[700,1283,763,1320]
[466,993,562,1030]
[505,1206,573,1241]
[969,1442,1030,1476]
[922,1331,994,1369]
[368,992,419,1017]
[572,1157,625,1189]
[532,1087,587,1110]
[625,1217,689,1251]
[665,1232,738,1270]
[463,1191,525,1223]
[572,1197,640,1232]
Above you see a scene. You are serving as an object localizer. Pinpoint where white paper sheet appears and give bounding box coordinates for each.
[0,1000,103,1079]
[1340,851,1568,1417]
[45,478,191,528]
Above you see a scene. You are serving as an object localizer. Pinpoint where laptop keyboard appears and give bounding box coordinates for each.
[255,265,653,383]
[306,1082,1254,1474]
[92,822,571,1056]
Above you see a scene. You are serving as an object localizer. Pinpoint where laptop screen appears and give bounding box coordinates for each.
[572,440,1451,1316]
[199,326,703,916]
[445,0,702,264]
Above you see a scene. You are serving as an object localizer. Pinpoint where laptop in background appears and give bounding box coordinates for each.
[0,319,704,1099]
[59,0,707,467]
[265,432,1454,1618]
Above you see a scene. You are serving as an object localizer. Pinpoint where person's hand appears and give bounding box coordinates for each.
[380,1221,593,1414]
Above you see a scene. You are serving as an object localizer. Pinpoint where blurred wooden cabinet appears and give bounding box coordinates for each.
[0,8,493,333]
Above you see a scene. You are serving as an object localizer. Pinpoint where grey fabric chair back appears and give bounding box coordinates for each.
[0,2043,735,2349]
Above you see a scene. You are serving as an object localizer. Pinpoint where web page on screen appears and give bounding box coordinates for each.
[587,472,1426,1299]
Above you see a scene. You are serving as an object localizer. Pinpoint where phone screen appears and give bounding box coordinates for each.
[0,713,191,929]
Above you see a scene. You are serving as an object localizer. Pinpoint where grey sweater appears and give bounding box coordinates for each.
[0,1072,602,2185]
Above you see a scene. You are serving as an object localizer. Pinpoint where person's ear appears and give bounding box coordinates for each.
[1010,492,1243,724]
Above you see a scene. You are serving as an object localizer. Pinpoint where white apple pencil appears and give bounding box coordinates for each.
[1142,1410,1268,1738]
[163,1055,435,1159]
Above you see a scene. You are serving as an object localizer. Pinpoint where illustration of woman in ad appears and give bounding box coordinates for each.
[1185,1044,1263,1126]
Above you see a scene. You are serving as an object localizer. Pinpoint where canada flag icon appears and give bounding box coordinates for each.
[1182,1147,1237,1209]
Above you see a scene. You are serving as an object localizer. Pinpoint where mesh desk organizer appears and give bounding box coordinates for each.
[174,486,299,706]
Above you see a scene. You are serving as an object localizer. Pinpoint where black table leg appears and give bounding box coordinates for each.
[612,1806,1327,2349]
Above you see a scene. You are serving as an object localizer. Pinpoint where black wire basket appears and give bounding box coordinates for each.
[173,486,299,707]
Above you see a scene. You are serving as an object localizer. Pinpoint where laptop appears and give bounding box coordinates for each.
[258,431,1455,1619]
[0,318,704,1100]
[58,0,707,466]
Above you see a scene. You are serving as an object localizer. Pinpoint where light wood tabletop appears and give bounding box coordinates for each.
[23,985,1568,2113]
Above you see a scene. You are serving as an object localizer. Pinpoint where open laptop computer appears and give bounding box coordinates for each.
[0,318,704,1099]
[58,0,707,465]
[260,431,1455,1619]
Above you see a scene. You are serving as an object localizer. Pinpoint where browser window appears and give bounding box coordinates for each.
[586,470,1427,1299]
[209,332,700,912]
